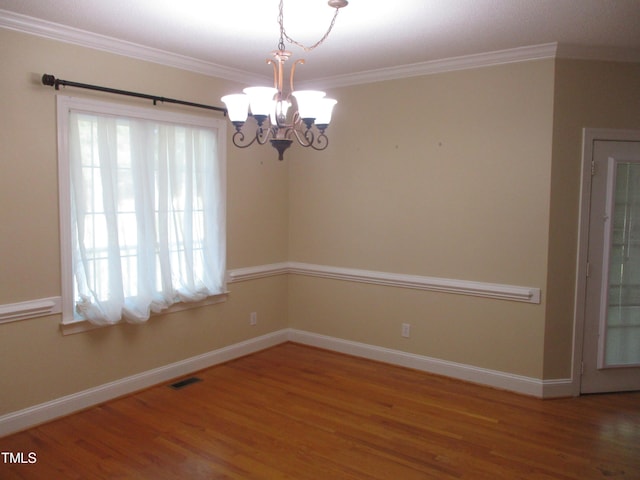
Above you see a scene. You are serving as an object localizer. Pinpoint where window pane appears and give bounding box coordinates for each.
[605,162,640,366]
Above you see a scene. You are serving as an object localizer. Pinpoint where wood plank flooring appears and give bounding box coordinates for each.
[1,342,639,479]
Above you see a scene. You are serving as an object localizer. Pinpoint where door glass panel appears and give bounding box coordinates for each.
[604,161,640,367]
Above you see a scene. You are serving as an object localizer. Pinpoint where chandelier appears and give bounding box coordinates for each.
[221,0,348,160]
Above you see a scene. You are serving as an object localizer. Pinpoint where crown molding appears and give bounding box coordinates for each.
[3,9,638,89]
[0,9,268,86]
[556,44,640,63]
[300,43,560,89]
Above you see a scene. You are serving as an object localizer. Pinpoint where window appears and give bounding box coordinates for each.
[57,96,226,325]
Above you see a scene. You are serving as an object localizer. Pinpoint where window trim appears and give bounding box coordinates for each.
[59,294,229,335]
[56,95,227,326]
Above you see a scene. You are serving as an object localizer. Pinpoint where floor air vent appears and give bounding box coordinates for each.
[169,376,202,390]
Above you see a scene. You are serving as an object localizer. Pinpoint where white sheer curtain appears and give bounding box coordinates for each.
[68,110,226,325]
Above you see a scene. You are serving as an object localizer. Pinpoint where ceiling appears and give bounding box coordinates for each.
[1,0,639,87]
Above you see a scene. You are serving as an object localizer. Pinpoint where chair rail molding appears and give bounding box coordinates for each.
[228,262,541,304]
[0,262,540,326]
[0,297,62,324]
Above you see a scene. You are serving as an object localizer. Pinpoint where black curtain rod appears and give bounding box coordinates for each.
[41,74,227,115]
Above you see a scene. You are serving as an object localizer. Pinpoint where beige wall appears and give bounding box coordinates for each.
[543,59,640,378]
[288,60,556,378]
[2,26,639,416]
[0,29,289,415]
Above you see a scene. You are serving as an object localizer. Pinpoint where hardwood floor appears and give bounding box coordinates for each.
[1,342,639,479]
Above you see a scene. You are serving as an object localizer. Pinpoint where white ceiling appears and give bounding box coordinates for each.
[1,0,639,87]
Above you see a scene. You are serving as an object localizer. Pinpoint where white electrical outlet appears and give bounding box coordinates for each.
[250,312,257,326]
[401,323,411,338]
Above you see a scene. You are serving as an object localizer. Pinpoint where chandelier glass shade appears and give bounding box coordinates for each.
[221,0,347,160]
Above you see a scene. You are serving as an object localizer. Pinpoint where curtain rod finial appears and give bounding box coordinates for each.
[42,74,59,89]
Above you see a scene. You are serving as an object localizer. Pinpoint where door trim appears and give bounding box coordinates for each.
[573,128,640,395]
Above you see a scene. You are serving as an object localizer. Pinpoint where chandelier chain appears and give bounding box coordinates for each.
[278,0,342,52]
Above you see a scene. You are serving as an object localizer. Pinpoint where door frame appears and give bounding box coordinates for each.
[573,128,640,396]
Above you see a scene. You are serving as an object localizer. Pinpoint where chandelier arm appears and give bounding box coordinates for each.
[277,57,285,92]
[256,126,274,145]
[291,127,329,151]
[266,59,278,89]
[290,59,305,93]
[304,128,315,146]
[310,132,329,151]
[231,130,257,149]
[231,127,274,148]
[292,126,313,147]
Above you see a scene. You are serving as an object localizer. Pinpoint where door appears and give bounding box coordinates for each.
[581,136,640,394]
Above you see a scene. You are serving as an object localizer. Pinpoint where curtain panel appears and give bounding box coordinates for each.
[67,110,225,324]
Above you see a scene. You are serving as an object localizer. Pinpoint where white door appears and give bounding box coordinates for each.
[581,135,640,394]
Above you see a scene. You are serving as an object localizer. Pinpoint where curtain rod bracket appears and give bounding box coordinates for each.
[41,74,227,115]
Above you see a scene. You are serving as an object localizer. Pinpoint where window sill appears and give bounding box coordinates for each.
[60,292,229,336]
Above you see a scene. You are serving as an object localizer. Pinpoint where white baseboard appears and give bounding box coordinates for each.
[287,329,574,399]
[0,329,288,437]
[540,378,577,398]
[0,328,575,437]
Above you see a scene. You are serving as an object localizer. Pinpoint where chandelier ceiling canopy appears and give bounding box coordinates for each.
[221,0,348,160]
